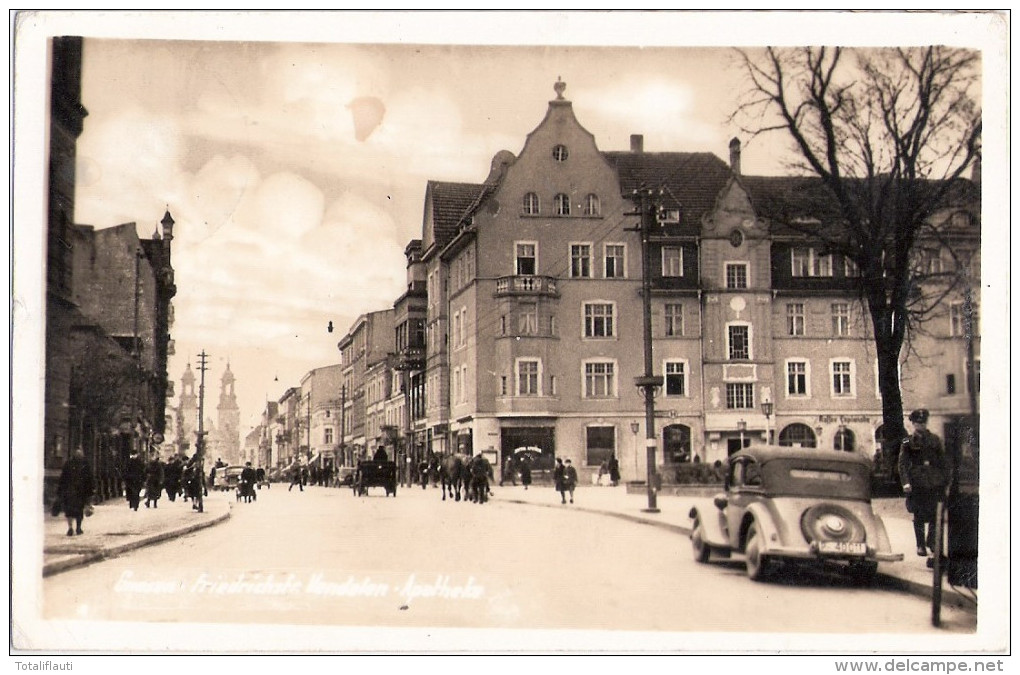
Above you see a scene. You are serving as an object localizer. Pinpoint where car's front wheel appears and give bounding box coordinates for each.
[745,523,771,582]
[691,517,711,564]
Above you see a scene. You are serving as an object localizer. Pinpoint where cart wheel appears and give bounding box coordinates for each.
[931,499,946,627]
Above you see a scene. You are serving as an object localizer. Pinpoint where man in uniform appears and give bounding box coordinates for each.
[898,408,951,557]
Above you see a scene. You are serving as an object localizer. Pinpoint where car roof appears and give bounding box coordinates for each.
[730,446,872,467]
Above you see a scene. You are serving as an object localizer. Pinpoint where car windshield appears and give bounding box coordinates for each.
[762,460,870,500]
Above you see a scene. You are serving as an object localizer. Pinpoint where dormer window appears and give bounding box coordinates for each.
[553,144,569,162]
[554,193,571,216]
[523,192,540,215]
[659,208,681,223]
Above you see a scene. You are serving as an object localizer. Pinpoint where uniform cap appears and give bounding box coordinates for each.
[909,408,930,423]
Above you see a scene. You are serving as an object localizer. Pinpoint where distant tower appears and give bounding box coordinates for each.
[176,362,199,454]
[215,361,241,464]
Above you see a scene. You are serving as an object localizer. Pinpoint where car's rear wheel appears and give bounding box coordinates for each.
[745,523,771,582]
[691,517,711,563]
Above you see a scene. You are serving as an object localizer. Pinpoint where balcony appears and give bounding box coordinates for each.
[394,345,426,371]
[494,275,559,298]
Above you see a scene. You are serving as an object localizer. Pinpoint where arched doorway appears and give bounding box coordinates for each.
[778,423,817,448]
[662,424,692,463]
[834,427,855,452]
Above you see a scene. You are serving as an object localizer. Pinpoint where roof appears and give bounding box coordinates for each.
[601,151,734,228]
[730,445,873,468]
[426,180,488,252]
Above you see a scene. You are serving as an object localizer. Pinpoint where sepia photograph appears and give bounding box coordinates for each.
[10,9,1011,663]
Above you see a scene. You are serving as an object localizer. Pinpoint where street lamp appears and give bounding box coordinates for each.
[737,419,747,450]
[760,399,773,445]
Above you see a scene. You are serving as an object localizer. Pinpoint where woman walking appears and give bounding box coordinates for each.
[57,447,94,536]
[519,458,532,490]
[553,458,567,504]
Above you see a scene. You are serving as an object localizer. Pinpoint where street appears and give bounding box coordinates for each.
[43,484,977,635]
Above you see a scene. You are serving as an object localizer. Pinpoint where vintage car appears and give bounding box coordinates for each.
[212,465,244,492]
[689,447,903,582]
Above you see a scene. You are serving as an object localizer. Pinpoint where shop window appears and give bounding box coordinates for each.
[778,423,817,448]
[585,426,615,467]
[663,424,692,463]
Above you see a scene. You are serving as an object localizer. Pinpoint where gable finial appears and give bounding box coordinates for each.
[554,76,566,100]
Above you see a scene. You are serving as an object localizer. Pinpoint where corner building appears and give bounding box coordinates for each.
[410,80,978,484]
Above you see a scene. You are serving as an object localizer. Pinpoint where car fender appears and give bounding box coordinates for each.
[739,502,782,553]
[689,502,729,550]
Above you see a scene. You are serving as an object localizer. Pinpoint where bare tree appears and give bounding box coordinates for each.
[733,46,981,466]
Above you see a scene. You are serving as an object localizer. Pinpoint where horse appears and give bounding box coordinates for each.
[440,453,469,502]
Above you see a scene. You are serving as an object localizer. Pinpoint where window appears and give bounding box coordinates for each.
[604,244,625,278]
[518,302,538,335]
[324,427,334,445]
[946,373,956,395]
[499,315,507,335]
[453,310,462,348]
[834,427,855,452]
[553,144,568,162]
[664,303,684,337]
[726,263,748,289]
[831,360,854,397]
[586,426,615,466]
[570,244,592,278]
[583,361,616,398]
[554,193,571,216]
[919,248,944,274]
[791,247,833,277]
[517,359,540,396]
[844,256,860,277]
[778,423,817,448]
[500,376,508,396]
[516,242,537,275]
[662,247,683,277]
[787,360,808,396]
[832,303,850,336]
[549,375,556,396]
[584,302,615,338]
[728,324,750,360]
[726,383,754,409]
[583,194,601,217]
[663,424,692,463]
[787,303,805,336]
[949,302,978,337]
[522,192,540,215]
[659,208,681,223]
[664,361,686,397]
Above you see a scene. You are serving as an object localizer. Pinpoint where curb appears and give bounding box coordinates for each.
[501,497,976,613]
[42,504,231,578]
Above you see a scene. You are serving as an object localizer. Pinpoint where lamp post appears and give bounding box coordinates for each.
[761,399,773,445]
[737,419,747,450]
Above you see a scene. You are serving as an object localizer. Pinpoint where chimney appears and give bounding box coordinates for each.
[630,134,644,153]
[729,137,742,175]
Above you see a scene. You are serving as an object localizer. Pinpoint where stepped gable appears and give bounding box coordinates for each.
[602,151,733,232]
[426,180,487,251]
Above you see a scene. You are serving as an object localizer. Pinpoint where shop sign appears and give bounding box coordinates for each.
[817,414,871,424]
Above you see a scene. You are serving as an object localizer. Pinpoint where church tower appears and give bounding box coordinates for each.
[215,361,241,464]
[175,362,200,455]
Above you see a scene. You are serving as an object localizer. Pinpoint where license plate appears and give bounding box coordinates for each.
[818,541,867,555]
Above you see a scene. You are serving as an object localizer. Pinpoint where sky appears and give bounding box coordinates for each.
[16,11,1008,436]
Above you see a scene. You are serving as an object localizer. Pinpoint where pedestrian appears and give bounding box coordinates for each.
[519,458,532,490]
[56,447,94,536]
[608,455,621,487]
[288,457,306,492]
[164,454,182,501]
[597,459,609,486]
[123,450,145,511]
[373,446,388,462]
[898,408,951,557]
[418,458,430,490]
[553,458,566,504]
[501,454,517,486]
[144,451,164,509]
[240,461,257,502]
[563,458,578,504]
[255,465,267,489]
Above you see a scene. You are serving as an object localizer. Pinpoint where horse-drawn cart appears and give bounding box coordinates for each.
[353,461,397,497]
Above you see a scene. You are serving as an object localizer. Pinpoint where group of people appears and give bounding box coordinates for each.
[499,455,533,489]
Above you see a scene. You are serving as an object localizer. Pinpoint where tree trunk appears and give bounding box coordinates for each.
[868,293,907,486]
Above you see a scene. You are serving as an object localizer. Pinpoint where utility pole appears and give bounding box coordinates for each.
[339,384,346,466]
[132,248,143,456]
[629,187,664,513]
[195,350,208,513]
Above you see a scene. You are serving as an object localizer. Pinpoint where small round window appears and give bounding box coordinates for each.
[729,229,744,247]
[552,145,569,162]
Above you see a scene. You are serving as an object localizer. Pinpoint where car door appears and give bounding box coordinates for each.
[725,457,765,550]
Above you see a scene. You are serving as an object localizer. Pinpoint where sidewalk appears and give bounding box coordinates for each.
[489,483,977,612]
[43,491,231,577]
